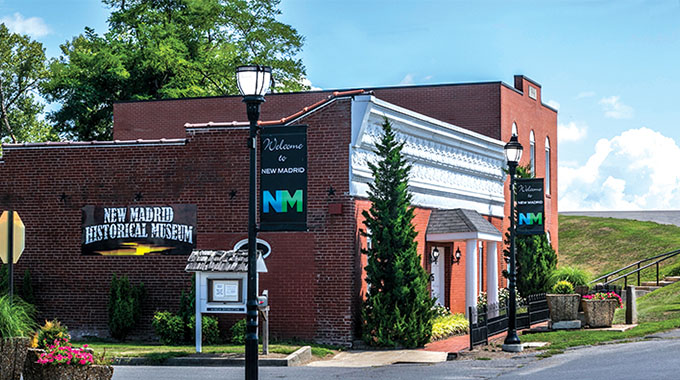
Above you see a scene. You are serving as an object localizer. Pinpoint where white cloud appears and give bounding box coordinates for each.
[576,91,595,99]
[399,74,415,85]
[559,127,680,211]
[558,121,587,143]
[300,77,322,91]
[0,13,49,38]
[599,96,634,119]
[546,100,560,111]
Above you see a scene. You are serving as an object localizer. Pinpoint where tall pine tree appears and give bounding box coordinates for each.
[361,118,434,348]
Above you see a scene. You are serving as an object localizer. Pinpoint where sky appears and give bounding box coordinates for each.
[2,0,680,212]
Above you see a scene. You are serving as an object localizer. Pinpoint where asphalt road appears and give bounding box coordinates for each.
[111,329,680,380]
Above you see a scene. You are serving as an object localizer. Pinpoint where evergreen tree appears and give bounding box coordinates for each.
[361,118,434,348]
[503,164,557,296]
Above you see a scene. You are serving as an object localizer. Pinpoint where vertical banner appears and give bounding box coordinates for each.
[260,125,308,231]
[516,178,545,235]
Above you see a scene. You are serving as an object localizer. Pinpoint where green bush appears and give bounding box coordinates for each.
[0,295,36,338]
[152,311,185,345]
[548,266,590,288]
[188,315,221,345]
[431,313,468,341]
[551,280,575,294]
[108,274,146,340]
[230,319,247,344]
[36,319,70,349]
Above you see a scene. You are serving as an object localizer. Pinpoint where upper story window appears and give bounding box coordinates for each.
[545,137,551,195]
[511,122,518,137]
[529,131,536,176]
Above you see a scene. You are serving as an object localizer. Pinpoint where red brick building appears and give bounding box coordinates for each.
[0,75,556,346]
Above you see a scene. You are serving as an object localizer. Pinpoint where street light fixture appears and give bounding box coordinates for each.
[236,64,272,380]
[503,134,523,352]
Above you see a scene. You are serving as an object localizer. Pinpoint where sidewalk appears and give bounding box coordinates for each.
[423,321,550,353]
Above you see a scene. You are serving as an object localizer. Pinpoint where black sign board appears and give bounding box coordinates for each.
[82,204,196,255]
[516,178,545,235]
[260,125,307,231]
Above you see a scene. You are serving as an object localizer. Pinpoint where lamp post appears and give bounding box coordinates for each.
[502,134,523,352]
[236,64,272,380]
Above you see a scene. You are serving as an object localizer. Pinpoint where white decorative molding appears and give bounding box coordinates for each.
[350,95,506,217]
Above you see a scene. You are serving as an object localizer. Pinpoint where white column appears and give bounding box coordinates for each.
[487,241,499,318]
[465,239,478,317]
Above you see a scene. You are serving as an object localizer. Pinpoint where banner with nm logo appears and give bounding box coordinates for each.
[260,125,307,231]
[516,178,545,235]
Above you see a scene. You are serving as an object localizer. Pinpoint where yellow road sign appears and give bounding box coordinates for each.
[0,211,25,264]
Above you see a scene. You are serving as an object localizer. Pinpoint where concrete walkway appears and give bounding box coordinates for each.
[307,350,447,367]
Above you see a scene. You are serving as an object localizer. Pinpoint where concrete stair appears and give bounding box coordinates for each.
[634,276,680,297]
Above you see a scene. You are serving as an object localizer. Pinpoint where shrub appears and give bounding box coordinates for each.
[37,319,71,349]
[551,280,574,294]
[548,266,590,288]
[0,294,36,338]
[230,319,247,344]
[431,313,468,341]
[108,274,146,340]
[188,315,221,345]
[152,311,185,345]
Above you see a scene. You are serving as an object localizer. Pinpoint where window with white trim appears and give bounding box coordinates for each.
[529,130,535,176]
[545,137,551,194]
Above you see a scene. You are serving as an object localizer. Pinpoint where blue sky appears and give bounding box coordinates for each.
[2,0,680,211]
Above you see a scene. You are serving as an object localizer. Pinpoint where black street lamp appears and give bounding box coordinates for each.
[236,64,272,380]
[503,134,523,352]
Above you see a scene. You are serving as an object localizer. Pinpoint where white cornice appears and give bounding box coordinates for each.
[350,95,506,217]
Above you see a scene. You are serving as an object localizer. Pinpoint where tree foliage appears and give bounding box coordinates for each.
[503,164,557,296]
[0,24,56,143]
[361,118,435,348]
[42,0,307,140]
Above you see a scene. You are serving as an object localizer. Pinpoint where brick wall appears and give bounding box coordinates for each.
[0,98,358,346]
[113,83,502,141]
[500,76,559,253]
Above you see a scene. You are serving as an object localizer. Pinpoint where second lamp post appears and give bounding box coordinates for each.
[502,134,523,352]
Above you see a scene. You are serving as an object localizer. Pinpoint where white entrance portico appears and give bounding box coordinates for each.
[426,209,503,317]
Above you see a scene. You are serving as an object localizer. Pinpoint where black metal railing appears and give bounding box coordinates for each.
[468,293,548,350]
[590,248,680,287]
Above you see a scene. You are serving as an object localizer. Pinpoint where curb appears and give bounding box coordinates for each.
[113,346,312,367]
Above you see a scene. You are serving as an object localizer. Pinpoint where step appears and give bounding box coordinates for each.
[664,276,680,282]
[634,286,662,291]
[640,281,674,287]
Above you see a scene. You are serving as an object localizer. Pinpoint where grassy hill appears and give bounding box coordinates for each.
[558,214,680,281]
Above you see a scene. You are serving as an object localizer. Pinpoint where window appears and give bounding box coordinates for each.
[511,122,518,137]
[529,131,535,176]
[233,238,271,259]
[545,137,551,194]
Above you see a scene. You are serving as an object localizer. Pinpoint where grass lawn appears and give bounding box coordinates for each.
[72,341,336,361]
[559,215,680,280]
[522,281,680,350]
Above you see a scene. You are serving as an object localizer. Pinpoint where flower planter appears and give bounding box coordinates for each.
[0,337,30,380]
[581,299,619,328]
[546,294,580,322]
[23,349,113,380]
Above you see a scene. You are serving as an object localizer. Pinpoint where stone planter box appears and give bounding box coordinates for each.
[23,348,114,380]
[546,294,580,322]
[0,337,30,380]
[582,299,619,328]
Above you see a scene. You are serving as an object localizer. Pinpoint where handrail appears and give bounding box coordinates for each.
[590,248,680,284]
[591,248,680,287]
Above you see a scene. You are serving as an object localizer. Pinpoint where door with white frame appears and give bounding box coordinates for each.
[430,246,446,306]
